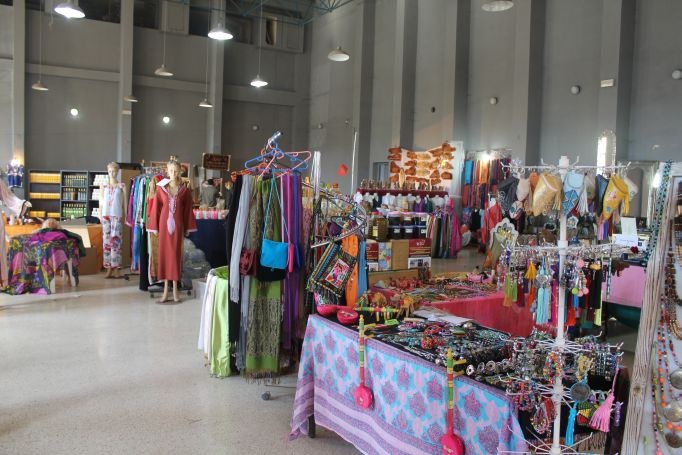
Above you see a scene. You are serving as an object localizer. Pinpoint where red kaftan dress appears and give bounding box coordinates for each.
[147,184,197,281]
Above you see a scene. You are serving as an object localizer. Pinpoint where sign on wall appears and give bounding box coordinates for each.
[202,153,231,171]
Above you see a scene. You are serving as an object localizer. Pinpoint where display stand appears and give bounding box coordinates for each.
[502,156,629,454]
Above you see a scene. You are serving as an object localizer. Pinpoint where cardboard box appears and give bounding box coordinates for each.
[366,240,379,261]
[408,257,432,269]
[391,239,410,270]
[78,247,101,275]
[367,262,379,272]
[378,242,392,271]
[368,269,419,286]
[409,238,432,257]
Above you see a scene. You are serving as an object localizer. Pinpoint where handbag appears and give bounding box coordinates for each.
[259,177,290,271]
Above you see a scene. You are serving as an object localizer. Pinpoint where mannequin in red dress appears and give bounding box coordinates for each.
[147,160,197,303]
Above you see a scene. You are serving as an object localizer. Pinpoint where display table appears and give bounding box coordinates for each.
[187,219,227,268]
[6,231,80,294]
[289,315,528,454]
[371,285,534,337]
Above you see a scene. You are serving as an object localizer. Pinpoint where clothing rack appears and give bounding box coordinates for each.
[505,156,630,455]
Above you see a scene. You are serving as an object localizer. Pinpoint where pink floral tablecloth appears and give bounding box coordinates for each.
[290,315,528,454]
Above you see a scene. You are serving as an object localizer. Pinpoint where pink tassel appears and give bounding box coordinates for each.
[589,367,619,432]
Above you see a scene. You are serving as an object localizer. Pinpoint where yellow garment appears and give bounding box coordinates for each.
[601,175,629,221]
[342,236,359,307]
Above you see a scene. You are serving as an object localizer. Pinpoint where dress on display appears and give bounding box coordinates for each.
[147,184,197,281]
[101,182,125,269]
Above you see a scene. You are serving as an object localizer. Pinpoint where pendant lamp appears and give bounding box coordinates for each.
[54,0,85,19]
[200,6,214,108]
[123,95,138,103]
[328,46,350,62]
[481,1,514,12]
[208,23,233,41]
[33,0,49,91]
[250,1,268,88]
[155,1,174,77]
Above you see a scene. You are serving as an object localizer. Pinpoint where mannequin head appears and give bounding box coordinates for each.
[167,160,182,183]
[107,162,120,182]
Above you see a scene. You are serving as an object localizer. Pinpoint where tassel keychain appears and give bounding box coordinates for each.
[566,403,578,446]
[590,366,619,432]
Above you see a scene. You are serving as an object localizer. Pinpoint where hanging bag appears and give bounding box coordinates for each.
[260,177,290,270]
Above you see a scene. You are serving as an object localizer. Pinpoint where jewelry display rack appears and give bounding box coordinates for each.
[500,156,630,454]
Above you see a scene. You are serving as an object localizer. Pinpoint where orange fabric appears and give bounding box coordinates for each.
[342,236,359,307]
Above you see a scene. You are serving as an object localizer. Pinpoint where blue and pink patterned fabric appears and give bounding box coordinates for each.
[290,315,528,454]
[6,232,80,295]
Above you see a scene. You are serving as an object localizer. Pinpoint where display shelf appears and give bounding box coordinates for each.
[28,170,61,217]
[357,188,449,197]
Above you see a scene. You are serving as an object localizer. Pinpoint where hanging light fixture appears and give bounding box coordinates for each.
[208,0,233,41]
[250,1,268,88]
[123,94,138,103]
[481,1,514,12]
[33,0,49,91]
[54,0,85,18]
[199,9,214,108]
[328,46,350,62]
[155,0,174,77]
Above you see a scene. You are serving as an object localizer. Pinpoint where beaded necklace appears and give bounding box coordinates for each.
[644,161,672,267]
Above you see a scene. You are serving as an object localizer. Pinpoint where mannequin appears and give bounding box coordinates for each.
[1,175,30,287]
[407,193,416,212]
[100,162,127,278]
[147,160,197,303]
[353,191,364,205]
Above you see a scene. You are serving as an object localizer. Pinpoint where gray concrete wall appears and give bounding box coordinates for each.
[628,0,682,161]
[466,0,516,153]
[539,0,602,164]
[0,5,309,175]
[0,5,14,166]
[309,0,681,172]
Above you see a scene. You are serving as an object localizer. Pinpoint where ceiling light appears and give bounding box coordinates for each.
[162,116,170,124]
[123,94,138,103]
[570,85,581,95]
[328,46,350,62]
[32,80,49,91]
[156,1,173,77]
[482,1,514,12]
[250,1,268,89]
[673,69,682,80]
[54,0,85,18]
[199,98,213,108]
[70,108,79,117]
[250,75,268,88]
[154,64,173,77]
[208,24,233,41]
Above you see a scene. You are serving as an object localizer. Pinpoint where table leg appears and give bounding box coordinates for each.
[67,259,76,287]
[308,415,316,439]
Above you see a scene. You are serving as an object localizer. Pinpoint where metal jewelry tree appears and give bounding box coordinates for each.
[501,156,630,454]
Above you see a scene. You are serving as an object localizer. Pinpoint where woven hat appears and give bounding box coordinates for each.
[516,178,530,201]
[497,176,519,214]
[532,172,562,215]
[602,175,629,220]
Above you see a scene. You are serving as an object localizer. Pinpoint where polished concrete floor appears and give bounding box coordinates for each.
[0,273,358,455]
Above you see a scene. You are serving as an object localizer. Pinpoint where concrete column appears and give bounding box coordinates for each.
[390,0,417,149]
[441,0,470,145]
[596,0,635,162]
[117,0,134,162]
[207,37,224,154]
[12,0,25,167]
[511,0,545,164]
[351,0,375,183]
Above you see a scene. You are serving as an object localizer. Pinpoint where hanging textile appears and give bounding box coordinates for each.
[210,266,231,378]
[245,178,282,379]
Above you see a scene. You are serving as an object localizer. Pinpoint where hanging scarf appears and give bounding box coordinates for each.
[229,175,253,302]
[210,266,231,377]
[245,179,282,379]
